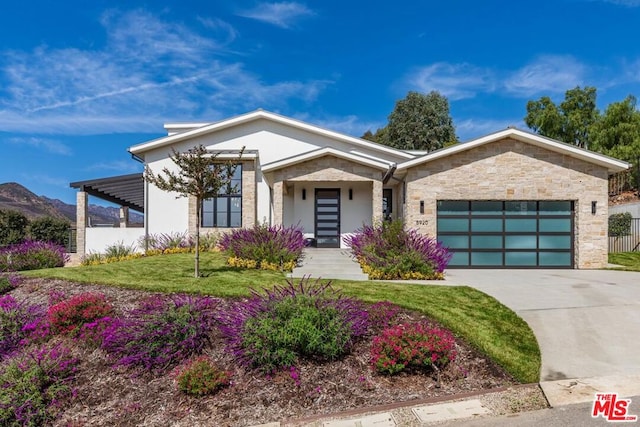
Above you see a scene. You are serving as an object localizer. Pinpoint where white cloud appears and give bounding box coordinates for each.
[0,9,329,135]
[504,55,586,96]
[597,0,640,6]
[237,2,314,28]
[7,136,71,155]
[406,62,495,100]
[85,160,143,174]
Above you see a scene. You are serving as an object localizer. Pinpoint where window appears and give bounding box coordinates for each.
[201,164,242,228]
[383,189,393,220]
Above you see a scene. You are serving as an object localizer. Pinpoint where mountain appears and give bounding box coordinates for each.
[0,182,143,225]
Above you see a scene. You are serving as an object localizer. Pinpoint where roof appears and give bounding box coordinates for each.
[70,173,144,213]
[128,109,415,160]
[262,147,394,173]
[397,127,630,174]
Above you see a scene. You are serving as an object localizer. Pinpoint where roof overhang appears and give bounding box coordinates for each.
[129,109,415,160]
[70,173,144,213]
[262,147,393,173]
[397,128,630,174]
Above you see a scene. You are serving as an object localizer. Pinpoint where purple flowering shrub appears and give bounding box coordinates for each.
[0,344,77,426]
[344,220,452,280]
[219,224,305,271]
[0,295,46,359]
[175,356,231,396]
[101,294,218,372]
[370,322,457,375]
[217,278,369,373]
[0,241,69,271]
[0,273,21,294]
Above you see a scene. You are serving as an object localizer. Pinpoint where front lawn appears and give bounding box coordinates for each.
[609,252,640,271]
[24,252,540,383]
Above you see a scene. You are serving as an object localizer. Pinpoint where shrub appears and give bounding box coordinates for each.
[80,251,104,266]
[0,241,69,272]
[0,344,77,426]
[345,220,452,280]
[0,209,28,247]
[609,212,633,237]
[366,301,401,331]
[219,224,305,272]
[0,295,46,359]
[47,293,114,336]
[140,231,191,253]
[0,273,21,295]
[175,356,231,396]
[28,217,71,247]
[370,322,457,375]
[101,294,218,372]
[217,278,369,373]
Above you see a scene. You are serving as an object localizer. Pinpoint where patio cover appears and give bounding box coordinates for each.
[70,173,144,213]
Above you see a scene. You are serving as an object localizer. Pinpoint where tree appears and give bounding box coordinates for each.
[386,91,457,151]
[525,86,599,148]
[28,216,71,247]
[0,210,29,246]
[144,145,243,278]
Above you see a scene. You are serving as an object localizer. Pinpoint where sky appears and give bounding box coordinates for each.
[2,0,640,205]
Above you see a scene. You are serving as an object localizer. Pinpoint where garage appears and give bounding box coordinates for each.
[437,200,574,268]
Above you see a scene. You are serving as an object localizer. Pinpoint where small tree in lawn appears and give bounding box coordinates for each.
[144,145,243,278]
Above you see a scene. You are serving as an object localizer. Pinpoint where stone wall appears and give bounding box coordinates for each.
[404,138,610,268]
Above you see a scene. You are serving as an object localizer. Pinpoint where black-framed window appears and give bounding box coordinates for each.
[201,165,242,228]
[383,189,393,219]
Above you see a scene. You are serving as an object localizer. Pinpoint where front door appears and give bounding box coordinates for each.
[315,189,340,248]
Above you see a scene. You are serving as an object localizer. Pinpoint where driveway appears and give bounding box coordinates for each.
[442,269,640,381]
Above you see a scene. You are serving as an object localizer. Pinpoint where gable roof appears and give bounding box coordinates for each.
[262,147,393,173]
[129,109,415,160]
[397,127,629,173]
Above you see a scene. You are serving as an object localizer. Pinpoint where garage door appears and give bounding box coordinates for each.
[437,200,574,268]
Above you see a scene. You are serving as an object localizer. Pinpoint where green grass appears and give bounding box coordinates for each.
[609,252,640,271]
[23,252,540,383]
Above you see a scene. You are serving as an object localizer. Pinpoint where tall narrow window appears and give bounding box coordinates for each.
[201,164,242,228]
[383,189,393,220]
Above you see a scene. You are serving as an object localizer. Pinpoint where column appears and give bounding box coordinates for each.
[272,181,284,225]
[76,191,87,256]
[372,179,383,224]
[119,206,129,228]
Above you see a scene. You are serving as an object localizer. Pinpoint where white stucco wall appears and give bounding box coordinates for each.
[85,227,146,254]
[609,202,640,218]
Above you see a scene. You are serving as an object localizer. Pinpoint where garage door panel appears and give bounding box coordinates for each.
[437,200,574,268]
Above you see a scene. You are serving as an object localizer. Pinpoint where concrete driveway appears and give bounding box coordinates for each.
[442,269,640,381]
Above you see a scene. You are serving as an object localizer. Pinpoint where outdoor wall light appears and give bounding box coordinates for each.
[420,200,424,214]
[302,189,306,200]
[348,189,353,200]
[591,201,597,214]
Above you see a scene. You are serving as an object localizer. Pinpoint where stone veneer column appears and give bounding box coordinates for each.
[242,161,256,228]
[119,206,129,228]
[272,181,284,225]
[76,191,87,255]
[371,179,383,224]
[188,195,197,235]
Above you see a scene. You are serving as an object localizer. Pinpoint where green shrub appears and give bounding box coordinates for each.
[80,251,104,266]
[28,217,71,247]
[104,241,137,259]
[0,344,77,426]
[609,212,633,236]
[0,274,20,295]
[176,356,231,396]
[0,241,68,271]
[0,210,28,247]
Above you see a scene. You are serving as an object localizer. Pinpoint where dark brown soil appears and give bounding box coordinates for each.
[10,278,518,427]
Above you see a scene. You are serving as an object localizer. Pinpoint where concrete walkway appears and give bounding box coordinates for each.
[289,248,368,280]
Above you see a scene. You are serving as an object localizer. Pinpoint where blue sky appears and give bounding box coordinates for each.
[2,0,640,205]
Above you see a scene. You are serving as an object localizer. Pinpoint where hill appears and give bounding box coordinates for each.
[0,182,143,225]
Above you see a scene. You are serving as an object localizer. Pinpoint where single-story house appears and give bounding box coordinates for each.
[71,109,629,269]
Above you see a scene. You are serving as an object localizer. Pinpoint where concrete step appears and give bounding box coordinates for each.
[292,248,368,281]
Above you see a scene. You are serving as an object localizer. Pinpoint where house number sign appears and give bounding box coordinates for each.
[415,220,429,226]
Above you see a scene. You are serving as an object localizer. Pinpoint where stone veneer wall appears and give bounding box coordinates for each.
[188,160,257,234]
[404,138,610,268]
[268,155,384,225]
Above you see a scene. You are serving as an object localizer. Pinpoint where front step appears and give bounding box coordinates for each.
[290,248,368,281]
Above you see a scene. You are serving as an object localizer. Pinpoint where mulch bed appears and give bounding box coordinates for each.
[11,278,517,427]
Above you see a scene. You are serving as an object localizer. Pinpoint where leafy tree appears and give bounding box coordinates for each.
[386,91,457,151]
[144,145,243,277]
[28,216,71,247]
[525,86,599,148]
[0,210,28,246]
[362,91,457,151]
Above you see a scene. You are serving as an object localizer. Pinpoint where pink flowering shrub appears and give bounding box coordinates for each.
[0,294,46,359]
[370,323,457,375]
[0,240,69,271]
[175,356,231,396]
[47,293,114,336]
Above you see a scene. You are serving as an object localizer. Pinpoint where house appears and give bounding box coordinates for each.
[71,110,629,269]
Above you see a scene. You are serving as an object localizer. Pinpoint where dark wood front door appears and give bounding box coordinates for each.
[315,189,340,248]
